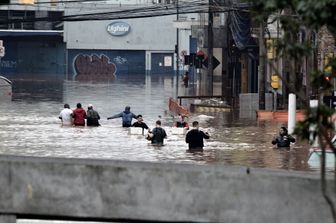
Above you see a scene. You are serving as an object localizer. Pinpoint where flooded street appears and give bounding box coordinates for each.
[0,74,313,172]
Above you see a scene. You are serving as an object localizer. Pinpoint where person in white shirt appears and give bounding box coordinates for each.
[59,103,73,126]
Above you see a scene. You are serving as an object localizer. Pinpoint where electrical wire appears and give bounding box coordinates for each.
[0,0,249,25]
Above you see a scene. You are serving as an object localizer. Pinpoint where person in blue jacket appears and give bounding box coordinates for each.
[107,106,137,127]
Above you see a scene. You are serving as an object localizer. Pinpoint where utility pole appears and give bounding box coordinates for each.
[207,0,214,96]
[258,21,266,110]
[175,0,180,99]
[222,12,230,102]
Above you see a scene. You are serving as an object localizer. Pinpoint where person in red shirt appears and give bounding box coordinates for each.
[173,114,189,129]
[72,103,86,126]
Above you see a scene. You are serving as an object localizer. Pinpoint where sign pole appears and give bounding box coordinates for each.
[288,93,296,135]
[273,89,277,111]
[207,0,214,96]
[175,0,180,99]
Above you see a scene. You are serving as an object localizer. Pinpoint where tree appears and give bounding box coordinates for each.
[249,0,336,221]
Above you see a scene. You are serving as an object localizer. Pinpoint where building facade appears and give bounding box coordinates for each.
[0,0,65,80]
[0,0,199,81]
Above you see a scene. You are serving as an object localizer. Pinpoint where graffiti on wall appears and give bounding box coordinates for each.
[113,56,128,64]
[73,54,117,81]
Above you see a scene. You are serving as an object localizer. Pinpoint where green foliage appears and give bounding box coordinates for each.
[294,58,336,155]
[250,0,336,219]
[250,0,336,144]
[310,70,334,93]
[295,105,334,144]
[251,0,336,36]
[279,15,300,33]
[277,40,312,59]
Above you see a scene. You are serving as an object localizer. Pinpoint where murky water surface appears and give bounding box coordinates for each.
[0,74,315,172]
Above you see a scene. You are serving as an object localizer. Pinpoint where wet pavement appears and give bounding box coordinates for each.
[0,74,315,172]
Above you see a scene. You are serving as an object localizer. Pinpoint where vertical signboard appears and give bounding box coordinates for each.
[0,40,5,57]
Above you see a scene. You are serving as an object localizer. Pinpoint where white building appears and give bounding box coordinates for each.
[62,0,199,80]
[0,0,200,80]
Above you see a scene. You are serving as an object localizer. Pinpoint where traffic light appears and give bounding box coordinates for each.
[323,54,335,84]
[195,55,203,68]
[184,54,204,68]
[229,40,239,56]
[324,53,333,74]
[184,55,190,65]
[271,74,279,89]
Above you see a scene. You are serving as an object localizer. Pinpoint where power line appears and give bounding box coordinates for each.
[0,0,248,25]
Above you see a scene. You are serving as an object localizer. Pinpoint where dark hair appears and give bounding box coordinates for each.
[281,126,288,134]
[76,103,82,108]
[192,121,199,127]
[64,103,70,109]
[125,106,131,111]
[156,120,161,125]
[136,114,143,119]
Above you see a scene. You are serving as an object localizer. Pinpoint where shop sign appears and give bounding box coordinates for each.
[107,21,131,36]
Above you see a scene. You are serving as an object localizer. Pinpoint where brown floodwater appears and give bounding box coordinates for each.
[0,75,315,172]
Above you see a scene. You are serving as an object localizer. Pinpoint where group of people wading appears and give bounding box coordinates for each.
[59,103,101,127]
[59,104,210,151]
[60,104,296,150]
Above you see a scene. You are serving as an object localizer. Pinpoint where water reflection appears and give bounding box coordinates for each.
[0,74,315,172]
[12,79,63,102]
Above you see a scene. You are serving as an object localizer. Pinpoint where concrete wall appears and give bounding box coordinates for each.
[239,93,274,119]
[0,155,334,223]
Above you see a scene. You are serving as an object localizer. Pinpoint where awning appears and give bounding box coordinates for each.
[229,6,252,50]
[0,30,63,37]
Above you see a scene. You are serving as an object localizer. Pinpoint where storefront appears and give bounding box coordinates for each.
[64,16,177,78]
[0,30,65,80]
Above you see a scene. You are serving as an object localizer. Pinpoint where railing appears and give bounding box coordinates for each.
[168,97,190,116]
[176,95,225,106]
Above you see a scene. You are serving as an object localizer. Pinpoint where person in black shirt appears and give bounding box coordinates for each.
[132,114,149,135]
[148,120,167,146]
[86,104,101,127]
[272,126,295,148]
[185,121,210,152]
[132,115,149,129]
